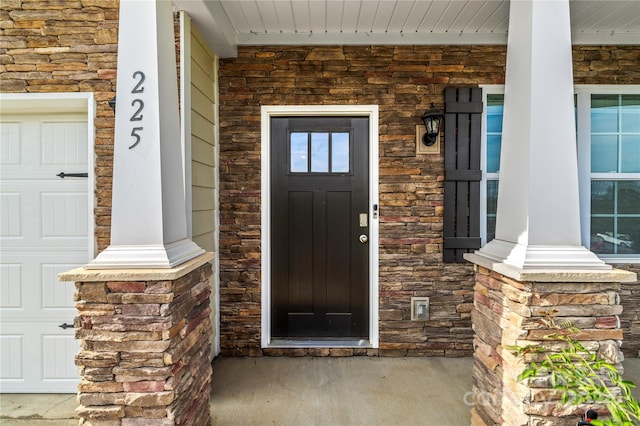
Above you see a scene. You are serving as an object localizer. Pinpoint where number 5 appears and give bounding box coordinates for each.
[130,127,142,149]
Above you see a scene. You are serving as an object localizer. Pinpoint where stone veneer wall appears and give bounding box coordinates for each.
[217,45,640,356]
[617,264,640,357]
[470,263,633,425]
[65,258,213,426]
[0,2,639,357]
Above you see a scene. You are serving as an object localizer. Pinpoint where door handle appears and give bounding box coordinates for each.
[57,172,88,179]
[359,234,368,244]
[58,322,74,330]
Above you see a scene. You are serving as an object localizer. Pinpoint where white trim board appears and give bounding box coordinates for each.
[260,105,380,348]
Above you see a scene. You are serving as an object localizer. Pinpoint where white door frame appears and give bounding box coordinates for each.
[260,105,379,348]
[0,92,96,260]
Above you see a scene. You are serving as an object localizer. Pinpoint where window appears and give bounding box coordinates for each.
[481,85,640,261]
[289,131,351,174]
[484,94,503,243]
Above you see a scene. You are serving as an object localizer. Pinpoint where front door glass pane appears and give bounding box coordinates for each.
[291,132,308,172]
[332,132,350,173]
[311,133,329,172]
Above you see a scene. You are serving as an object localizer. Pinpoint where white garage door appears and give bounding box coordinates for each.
[0,112,90,393]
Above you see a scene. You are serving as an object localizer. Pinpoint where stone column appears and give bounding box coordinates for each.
[60,253,214,426]
[466,256,636,425]
[466,1,638,423]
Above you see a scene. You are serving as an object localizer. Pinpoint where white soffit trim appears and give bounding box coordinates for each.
[173,0,639,58]
[236,32,509,46]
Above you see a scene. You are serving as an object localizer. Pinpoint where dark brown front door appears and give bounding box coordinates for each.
[270,117,369,339]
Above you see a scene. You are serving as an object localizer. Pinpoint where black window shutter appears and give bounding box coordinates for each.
[443,87,483,263]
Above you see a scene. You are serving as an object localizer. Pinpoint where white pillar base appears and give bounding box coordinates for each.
[87,239,205,269]
[476,239,611,271]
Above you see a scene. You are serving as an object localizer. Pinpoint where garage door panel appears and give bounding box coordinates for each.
[0,334,23,380]
[1,112,88,392]
[42,192,88,238]
[1,254,82,319]
[42,264,78,310]
[1,117,87,179]
[0,192,23,238]
[42,334,79,381]
[1,182,87,248]
[0,121,22,166]
[0,264,23,309]
[0,323,78,392]
[41,121,88,167]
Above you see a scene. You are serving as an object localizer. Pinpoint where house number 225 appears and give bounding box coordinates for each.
[129,71,145,149]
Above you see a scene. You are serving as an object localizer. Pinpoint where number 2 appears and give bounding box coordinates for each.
[130,99,144,121]
[132,71,145,93]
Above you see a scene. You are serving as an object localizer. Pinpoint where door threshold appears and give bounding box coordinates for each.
[268,339,372,348]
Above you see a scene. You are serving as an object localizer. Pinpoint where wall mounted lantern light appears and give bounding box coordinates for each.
[420,103,444,146]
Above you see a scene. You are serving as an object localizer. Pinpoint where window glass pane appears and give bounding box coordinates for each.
[592,218,638,255]
[331,132,350,173]
[591,217,615,254]
[486,95,503,174]
[487,135,501,173]
[591,135,618,172]
[619,181,640,215]
[622,112,640,133]
[311,133,329,173]
[486,180,498,243]
[591,94,619,133]
[487,94,504,108]
[621,135,640,172]
[487,113,503,133]
[591,180,614,214]
[621,94,640,133]
[592,95,619,109]
[618,217,639,254]
[591,180,640,255]
[290,132,308,172]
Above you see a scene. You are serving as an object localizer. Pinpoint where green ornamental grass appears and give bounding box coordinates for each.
[511,313,640,426]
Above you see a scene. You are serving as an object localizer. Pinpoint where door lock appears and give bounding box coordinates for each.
[359,234,368,244]
[359,213,368,227]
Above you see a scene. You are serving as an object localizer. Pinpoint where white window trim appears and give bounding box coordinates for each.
[575,85,640,263]
[260,105,379,348]
[480,84,640,263]
[480,85,504,247]
[0,92,97,260]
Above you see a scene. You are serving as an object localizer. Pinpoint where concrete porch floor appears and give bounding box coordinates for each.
[1,357,638,426]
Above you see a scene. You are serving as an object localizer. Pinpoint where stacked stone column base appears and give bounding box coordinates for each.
[60,253,215,426]
[465,254,636,426]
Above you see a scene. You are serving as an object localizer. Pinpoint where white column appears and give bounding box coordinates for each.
[88,0,203,269]
[475,0,608,270]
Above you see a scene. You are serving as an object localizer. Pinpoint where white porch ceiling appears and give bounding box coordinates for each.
[173,0,640,57]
